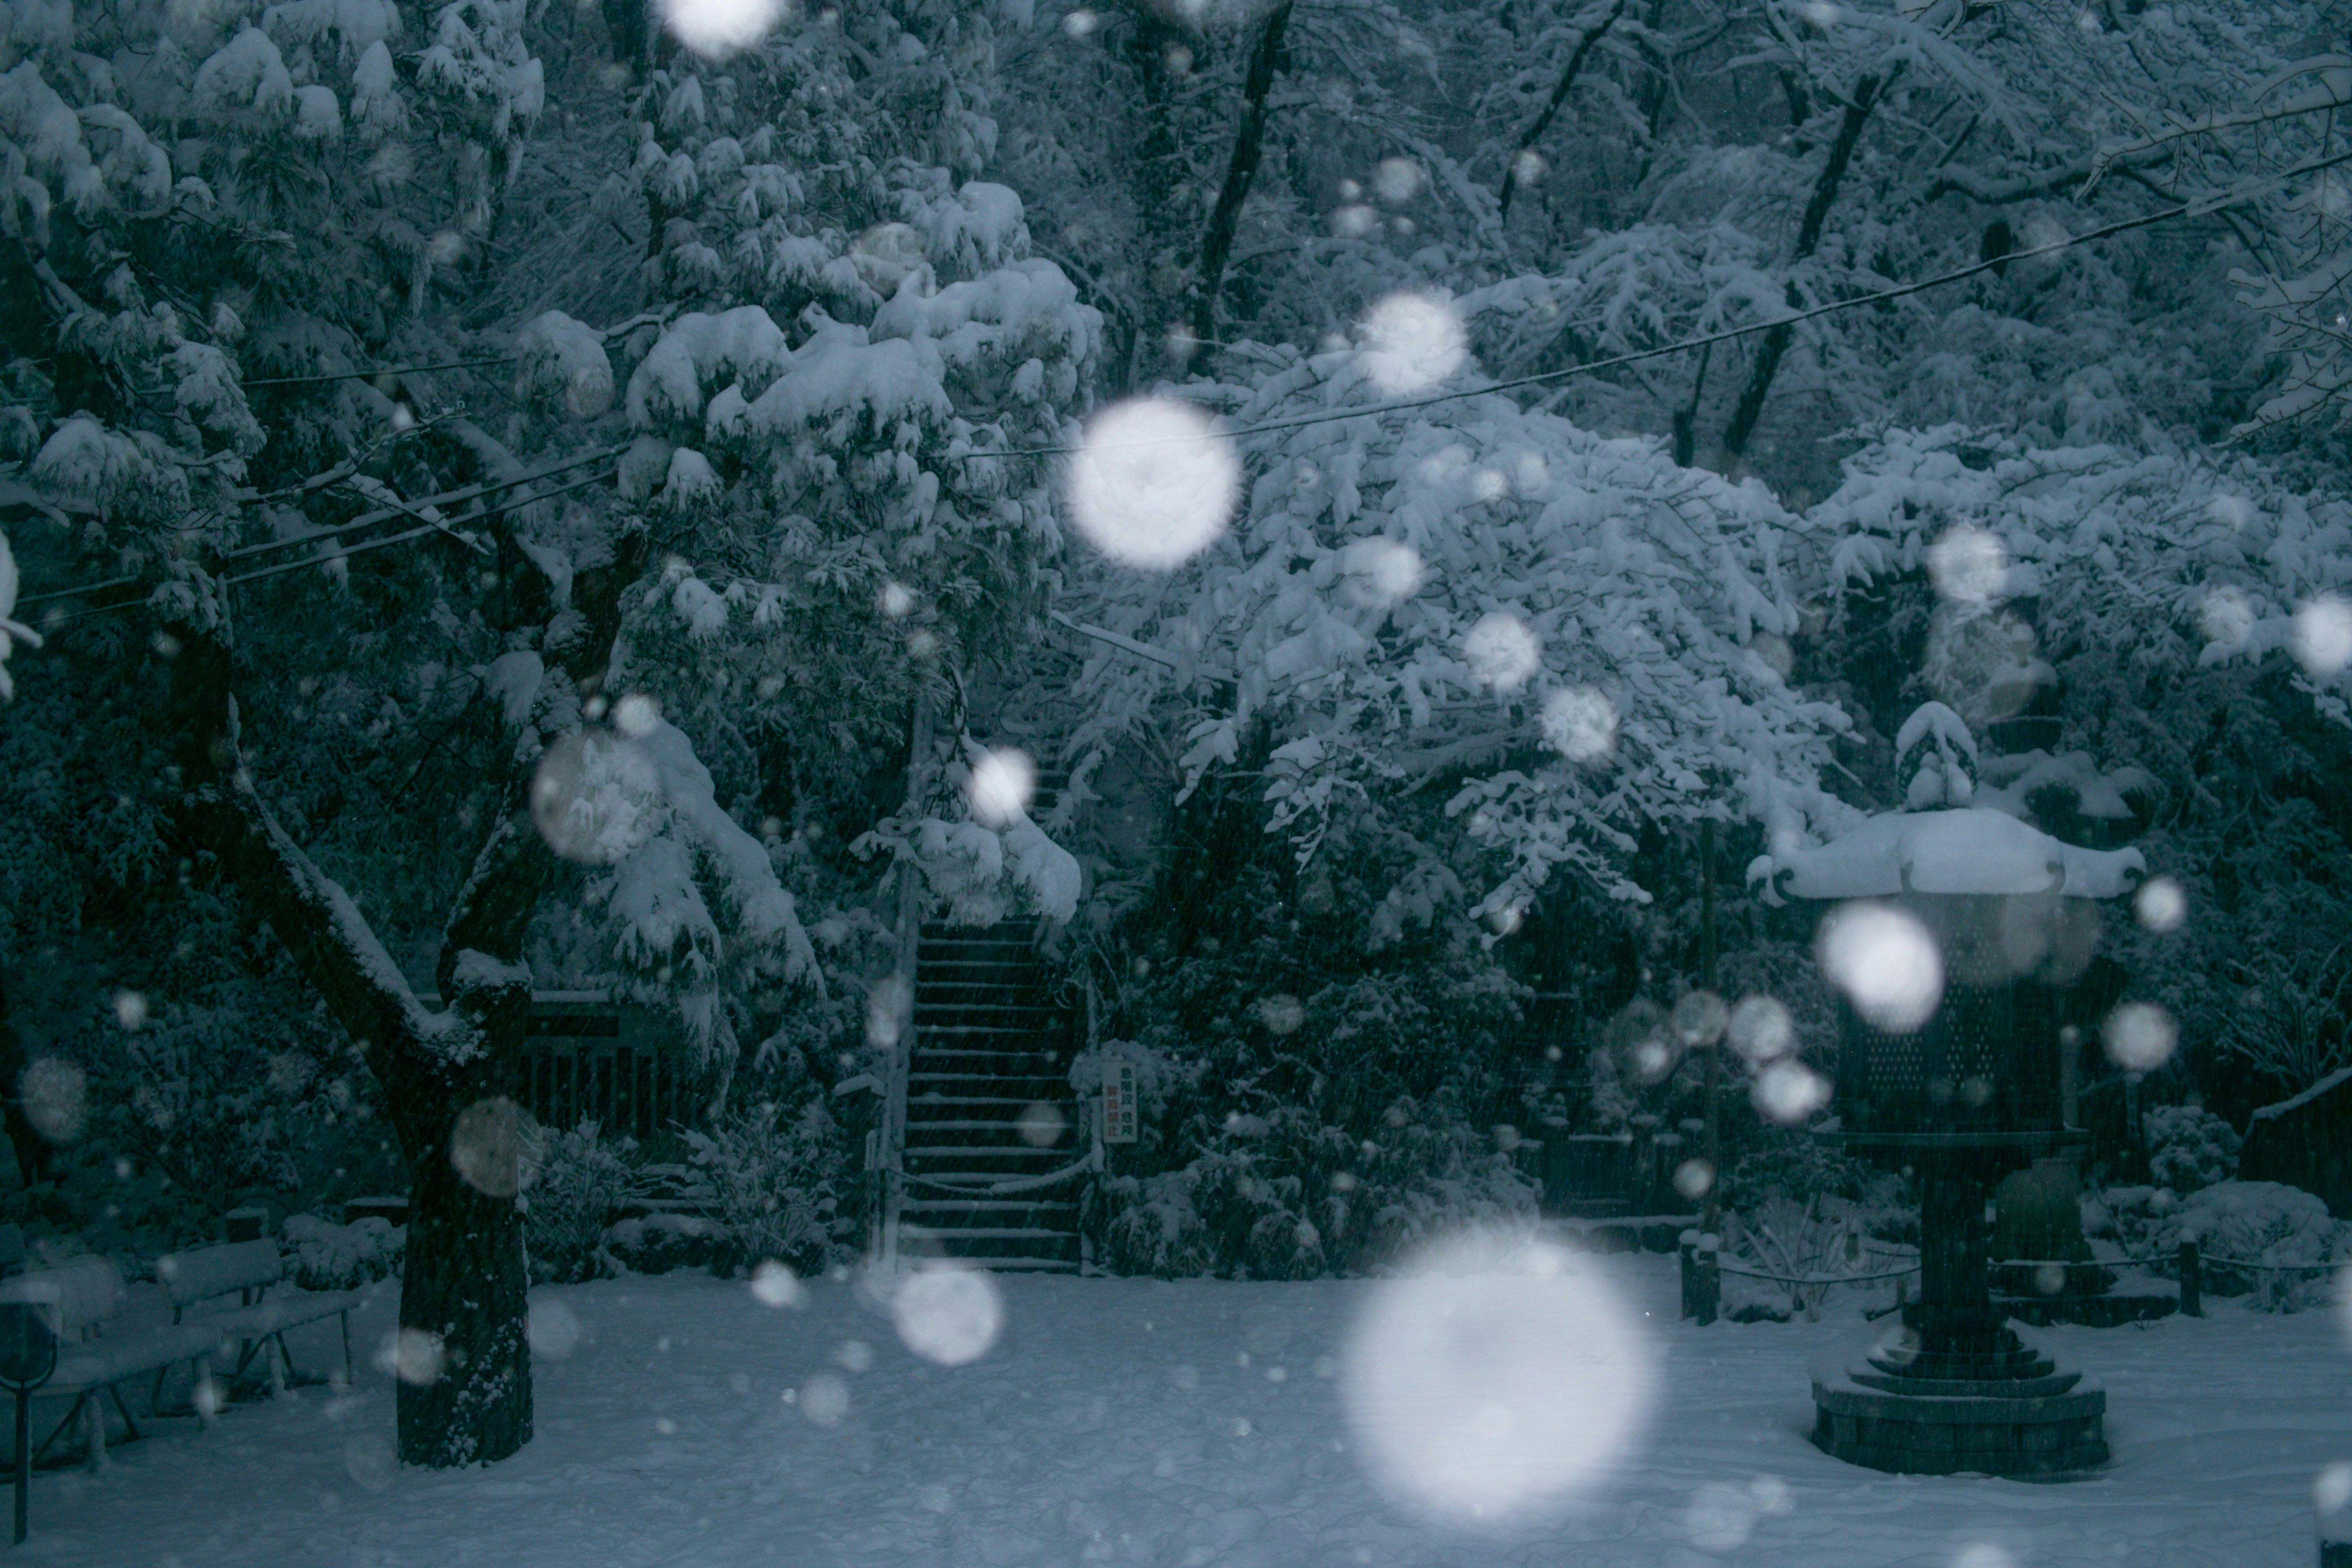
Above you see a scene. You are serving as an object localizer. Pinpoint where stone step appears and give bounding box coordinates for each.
[938,1256,1083,1274]
[913,1050,1069,1076]
[903,1143,1070,1164]
[915,984,1041,1009]
[918,938,1041,960]
[915,1010,1050,1028]
[900,1225,1078,1243]
[898,1122,1077,1149]
[1851,1368,2082,1400]
[900,1227,1082,1263]
[900,1200,1079,1221]
[1874,1350,2050,1381]
[916,1023,1052,1039]
[909,1074,1071,1096]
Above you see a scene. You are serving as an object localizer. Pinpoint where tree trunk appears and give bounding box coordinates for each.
[0,978,49,1188]
[1718,74,1881,466]
[381,944,536,1467]
[1190,0,1294,351]
[166,622,547,1467]
[1497,0,1626,220]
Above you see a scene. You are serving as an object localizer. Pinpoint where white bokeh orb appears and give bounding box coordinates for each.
[748,1260,805,1308]
[2294,596,2352,677]
[2199,586,2254,649]
[1727,994,1795,1064]
[1338,537,1425,610]
[2134,876,2187,934]
[2103,1001,2177,1071]
[527,1298,584,1360]
[1372,157,1424,204]
[967,747,1036,828]
[1926,525,2006,605]
[19,1058,86,1144]
[1340,1231,1656,1525]
[1463,612,1542,692]
[1067,399,1238,570]
[892,1265,1004,1367]
[1355,294,1467,395]
[1817,902,1944,1033]
[660,0,788,58]
[530,730,663,865]
[1752,1060,1832,1126]
[1541,685,1617,762]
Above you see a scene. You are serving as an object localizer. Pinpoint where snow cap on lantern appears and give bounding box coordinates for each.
[1746,703,2145,1141]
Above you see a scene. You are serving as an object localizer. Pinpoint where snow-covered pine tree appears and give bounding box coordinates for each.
[592,11,1100,990]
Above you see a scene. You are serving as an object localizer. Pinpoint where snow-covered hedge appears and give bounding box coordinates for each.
[2087,1180,2345,1311]
[2144,1105,2242,1196]
[284,1213,404,1290]
[524,1123,637,1285]
[1082,863,1541,1281]
[681,1100,857,1276]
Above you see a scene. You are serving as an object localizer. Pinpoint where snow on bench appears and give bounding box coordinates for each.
[0,1242,363,1473]
[157,1239,360,1394]
[0,1258,220,1471]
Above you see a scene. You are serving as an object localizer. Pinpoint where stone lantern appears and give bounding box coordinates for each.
[1750,703,2144,1478]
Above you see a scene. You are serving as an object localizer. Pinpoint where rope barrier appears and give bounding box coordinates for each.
[898,1154,1098,1197]
[1993,1250,2348,1275]
[1715,1262,1919,1288]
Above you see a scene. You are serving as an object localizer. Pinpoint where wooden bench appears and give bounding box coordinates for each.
[155,1239,359,1396]
[0,1243,361,1471]
[0,1258,221,1470]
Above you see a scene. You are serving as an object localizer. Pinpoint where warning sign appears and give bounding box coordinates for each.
[1102,1060,1138,1144]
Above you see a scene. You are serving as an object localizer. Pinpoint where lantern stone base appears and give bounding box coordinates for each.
[1809,1324,2107,1478]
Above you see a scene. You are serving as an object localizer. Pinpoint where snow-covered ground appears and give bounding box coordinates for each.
[54,1251,2352,1566]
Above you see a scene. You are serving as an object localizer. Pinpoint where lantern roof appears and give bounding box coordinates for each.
[1749,806,2145,905]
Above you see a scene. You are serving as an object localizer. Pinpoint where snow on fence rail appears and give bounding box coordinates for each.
[1682,1234,2345,1326]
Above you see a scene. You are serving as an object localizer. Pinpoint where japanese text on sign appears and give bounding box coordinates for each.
[1103,1061,1138,1144]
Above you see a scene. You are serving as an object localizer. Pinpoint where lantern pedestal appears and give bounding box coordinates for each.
[1809,1141,2107,1477]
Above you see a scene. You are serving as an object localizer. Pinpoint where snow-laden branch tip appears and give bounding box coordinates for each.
[0,531,42,700]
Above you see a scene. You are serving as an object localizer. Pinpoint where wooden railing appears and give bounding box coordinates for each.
[876,689,933,1274]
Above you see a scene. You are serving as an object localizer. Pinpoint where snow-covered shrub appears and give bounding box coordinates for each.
[524,1122,636,1285]
[2088,1180,2346,1311]
[2145,1105,2242,1196]
[81,975,397,1238]
[681,1099,856,1275]
[1086,806,1540,1279]
[1098,1097,1535,1282]
[1716,1139,1882,1217]
[601,1213,725,1275]
[1067,348,1850,920]
[284,1213,404,1290]
[1720,1194,1899,1323]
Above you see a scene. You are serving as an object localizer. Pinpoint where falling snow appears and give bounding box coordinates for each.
[64,1262,2352,1566]
[1066,399,1239,570]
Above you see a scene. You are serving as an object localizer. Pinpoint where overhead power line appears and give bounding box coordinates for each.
[28,468,617,624]
[969,151,2352,462]
[20,444,628,610]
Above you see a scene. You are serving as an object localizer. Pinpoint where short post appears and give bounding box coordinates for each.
[2322,1468,2352,1568]
[1680,1231,1719,1326]
[0,1298,58,1544]
[11,1383,25,1545]
[2178,1239,2202,1319]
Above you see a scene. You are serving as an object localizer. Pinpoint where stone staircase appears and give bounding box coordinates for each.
[893,769,1086,1273]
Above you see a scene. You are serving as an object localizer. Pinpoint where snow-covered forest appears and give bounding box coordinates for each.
[6,0,2352,1555]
